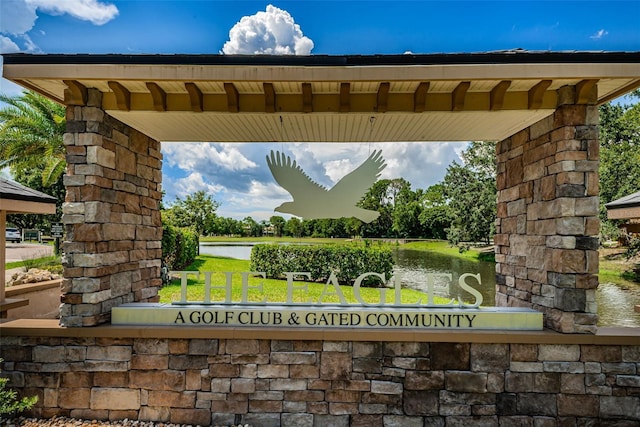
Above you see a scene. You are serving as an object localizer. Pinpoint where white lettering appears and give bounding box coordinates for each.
[170,271,199,303]
[285,272,312,304]
[317,272,348,305]
[241,272,266,303]
[458,273,483,308]
[353,272,386,306]
[168,270,484,309]
[425,273,455,307]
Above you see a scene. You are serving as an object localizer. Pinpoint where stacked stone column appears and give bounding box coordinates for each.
[61,89,163,327]
[495,87,599,333]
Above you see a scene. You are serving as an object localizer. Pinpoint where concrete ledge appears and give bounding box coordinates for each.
[3,279,61,320]
[1,318,639,345]
[5,278,61,297]
[0,298,29,316]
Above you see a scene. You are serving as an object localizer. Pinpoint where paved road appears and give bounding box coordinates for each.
[5,242,54,263]
[4,242,55,282]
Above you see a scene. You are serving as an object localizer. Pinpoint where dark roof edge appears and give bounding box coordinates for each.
[4,51,640,67]
[0,177,57,205]
[604,190,640,209]
[605,201,640,209]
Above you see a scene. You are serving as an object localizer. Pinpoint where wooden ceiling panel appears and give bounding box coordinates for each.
[390,81,420,93]
[272,82,302,93]
[107,109,553,143]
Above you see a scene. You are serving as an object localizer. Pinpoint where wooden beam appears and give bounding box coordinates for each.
[224,83,239,113]
[376,82,390,113]
[107,81,130,111]
[452,81,470,111]
[146,82,167,111]
[302,83,313,113]
[413,82,430,113]
[263,83,276,113]
[63,80,87,106]
[340,83,350,112]
[185,83,204,112]
[528,80,552,109]
[575,79,599,104]
[490,80,511,111]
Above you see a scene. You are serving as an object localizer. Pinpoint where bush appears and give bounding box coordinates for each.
[162,222,199,273]
[0,359,37,417]
[249,244,393,287]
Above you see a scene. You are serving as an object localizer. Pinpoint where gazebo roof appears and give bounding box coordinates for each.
[606,190,640,220]
[0,177,57,214]
[3,50,640,143]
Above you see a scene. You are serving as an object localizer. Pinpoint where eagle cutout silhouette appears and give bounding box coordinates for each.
[266,150,386,223]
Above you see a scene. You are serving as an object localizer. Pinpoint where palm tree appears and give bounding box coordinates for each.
[0,91,66,186]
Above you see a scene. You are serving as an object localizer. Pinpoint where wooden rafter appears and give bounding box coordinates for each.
[145,82,167,111]
[224,83,239,113]
[302,83,313,113]
[376,82,390,113]
[340,83,350,112]
[185,83,203,112]
[107,81,130,111]
[490,80,511,111]
[452,81,470,111]
[63,80,87,106]
[413,82,430,113]
[528,80,552,109]
[264,83,276,113]
[575,79,599,104]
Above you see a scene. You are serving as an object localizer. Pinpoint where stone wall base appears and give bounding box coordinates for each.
[1,336,639,425]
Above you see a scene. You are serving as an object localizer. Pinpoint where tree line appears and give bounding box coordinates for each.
[1,90,639,246]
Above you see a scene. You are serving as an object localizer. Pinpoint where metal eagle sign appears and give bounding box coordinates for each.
[266,150,385,222]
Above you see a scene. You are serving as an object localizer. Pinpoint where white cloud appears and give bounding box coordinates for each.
[0,36,21,54]
[281,142,468,190]
[26,0,119,26]
[0,0,118,54]
[222,4,313,55]
[0,0,38,35]
[590,29,608,40]
[219,180,291,220]
[163,143,257,172]
[170,172,224,198]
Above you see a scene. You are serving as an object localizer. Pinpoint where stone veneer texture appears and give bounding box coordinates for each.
[1,338,639,426]
[61,89,163,327]
[495,102,600,334]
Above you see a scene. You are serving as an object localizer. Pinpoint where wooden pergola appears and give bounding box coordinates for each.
[3,50,640,331]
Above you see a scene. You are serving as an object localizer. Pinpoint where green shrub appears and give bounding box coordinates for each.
[162,223,199,272]
[249,244,393,287]
[0,359,37,417]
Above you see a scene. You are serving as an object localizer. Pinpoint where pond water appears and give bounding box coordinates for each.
[199,243,640,327]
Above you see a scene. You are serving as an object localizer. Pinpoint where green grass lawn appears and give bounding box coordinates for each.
[598,248,640,287]
[159,254,449,305]
[400,240,495,262]
[5,255,61,271]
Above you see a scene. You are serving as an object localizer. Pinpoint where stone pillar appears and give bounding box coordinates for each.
[495,89,599,333]
[60,89,163,327]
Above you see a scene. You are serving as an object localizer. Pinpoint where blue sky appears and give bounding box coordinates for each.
[1,1,639,220]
